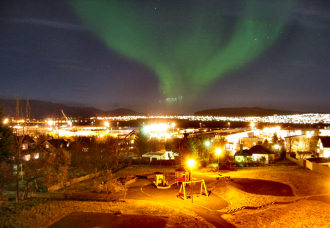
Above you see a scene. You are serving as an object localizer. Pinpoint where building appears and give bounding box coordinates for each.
[234,145,275,165]
[142,150,178,162]
[317,137,330,158]
[249,145,275,164]
[234,150,252,163]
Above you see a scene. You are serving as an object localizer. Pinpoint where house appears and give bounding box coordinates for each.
[18,135,36,151]
[234,145,275,165]
[214,129,253,155]
[234,150,252,163]
[17,135,38,161]
[284,135,310,152]
[121,130,137,154]
[317,137,330,158]
[142,150,178,162]
[43,138,70,151]
[241,137,263,149]
[249,145,275,164]
[70,137,95,152]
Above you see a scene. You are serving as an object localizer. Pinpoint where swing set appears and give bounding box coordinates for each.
[177,179,209,200]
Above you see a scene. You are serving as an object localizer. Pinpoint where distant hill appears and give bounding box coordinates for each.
[194,107,303,117]
[0,98,140,119]
[106,108,140,116]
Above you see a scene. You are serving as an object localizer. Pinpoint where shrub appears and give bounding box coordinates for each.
[93,171,124,194]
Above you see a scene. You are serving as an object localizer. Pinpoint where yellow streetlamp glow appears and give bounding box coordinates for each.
[215,148,222,172]
[215,148,222,156]
[187,159,196,169]
[204,140,211,147]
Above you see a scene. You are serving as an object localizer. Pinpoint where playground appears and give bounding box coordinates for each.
[3,164,330,227]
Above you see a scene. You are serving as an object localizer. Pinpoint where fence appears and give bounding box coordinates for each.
[286,154,305,167]
[305,160,330,177]
[286,154,330,177]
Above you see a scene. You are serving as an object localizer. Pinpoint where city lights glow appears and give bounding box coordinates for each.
[94,113,330,125]
[142,123,172,139]
[47,119,54,127]
[104,121,110,128]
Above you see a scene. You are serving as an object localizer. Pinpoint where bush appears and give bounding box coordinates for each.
[93,171,124,194]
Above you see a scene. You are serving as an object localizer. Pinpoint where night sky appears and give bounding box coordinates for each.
[0,0,329,114]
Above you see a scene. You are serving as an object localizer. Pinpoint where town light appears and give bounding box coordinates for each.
[250,122,255,129]
[204,140,211,147]
[67,120,73,127]
[2,118,9,125]
[104,121,110,128]
[306,131,314,138]
[273,144,280,150]
[47,119,54,127]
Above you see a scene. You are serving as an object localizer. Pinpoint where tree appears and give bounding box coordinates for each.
[272,133,279,144]
[187,133,212,163]
[70,136,119,174]
[0,107,16,197]
[22,136,71,192]
[0,108,15,163]
[41,147,71,188]
[136,131,148,156]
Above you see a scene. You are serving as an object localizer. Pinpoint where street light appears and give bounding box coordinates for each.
[215,148,222,172]
[187,159,196,203]
[204,140,211,147]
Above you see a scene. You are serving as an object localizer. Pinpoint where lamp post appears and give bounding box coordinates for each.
[215,148,222,173]
[187,159,196,203]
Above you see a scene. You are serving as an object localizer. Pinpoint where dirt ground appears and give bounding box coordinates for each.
[211,166,330,227]
[49,212,168,228]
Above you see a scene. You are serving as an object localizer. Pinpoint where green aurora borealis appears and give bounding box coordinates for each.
[70,0,294,106]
